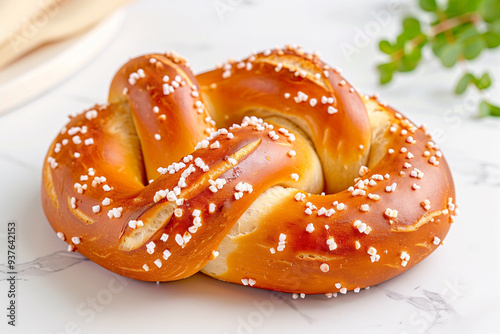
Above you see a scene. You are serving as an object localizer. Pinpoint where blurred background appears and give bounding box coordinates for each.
[1,0,500,118]
[1,1,499,333]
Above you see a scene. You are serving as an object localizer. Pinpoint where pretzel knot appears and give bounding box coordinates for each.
[42,46,456,295]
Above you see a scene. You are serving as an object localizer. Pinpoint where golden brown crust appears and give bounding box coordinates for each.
[197,48,371,193]
[41,46,456,295]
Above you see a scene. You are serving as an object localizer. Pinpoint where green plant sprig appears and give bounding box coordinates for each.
[377,0,500,117]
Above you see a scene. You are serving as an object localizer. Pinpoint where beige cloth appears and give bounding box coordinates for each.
[0,0,133,69]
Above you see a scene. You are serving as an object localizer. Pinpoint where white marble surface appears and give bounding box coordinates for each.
[1,0,499,333]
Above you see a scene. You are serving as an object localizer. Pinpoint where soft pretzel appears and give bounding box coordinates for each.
[41,46,456,295]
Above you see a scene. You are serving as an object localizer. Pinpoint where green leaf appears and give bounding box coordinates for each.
[379,40,394,54]
[456,24,480,42]
[398,56,418,72]
[376,0,500,118]
[489,104,500,116]
[395,33,410,50]
[463,35,485,59]
[483,31,500,48]
[474,72,492,90]
[431,33,448,57]
[479,100,500,117]
[377,62,397,84]
[419,0,438,12]
[490,19,500,34]
[446,0,481,18]
[437,43,462,67]
[400,42,424,72]
[455,73,474,94]
[402,17,422,37]
[479,0,500,23]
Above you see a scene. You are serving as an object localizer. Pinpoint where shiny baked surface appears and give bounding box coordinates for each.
[42,46,456,295]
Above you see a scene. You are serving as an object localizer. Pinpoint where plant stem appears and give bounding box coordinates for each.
[391,12,480,63]
[430,12,480,37]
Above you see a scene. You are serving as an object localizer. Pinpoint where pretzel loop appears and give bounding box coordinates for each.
[42,47,456,294]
